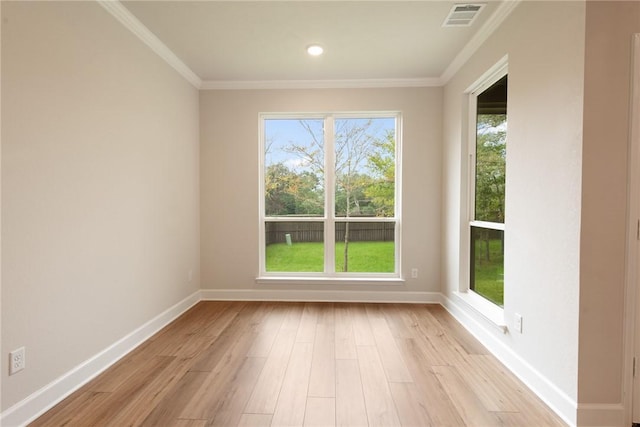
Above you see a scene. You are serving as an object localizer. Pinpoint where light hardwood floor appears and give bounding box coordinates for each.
[31,301,566,426]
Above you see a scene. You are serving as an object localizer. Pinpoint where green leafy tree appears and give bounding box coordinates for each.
[264,163,323,216]
[335,172,376,217]
[475,114,506,223]
[365,130,395,217]
[265,163,297,216]
[475,114,506,261]
[291,171,324,215]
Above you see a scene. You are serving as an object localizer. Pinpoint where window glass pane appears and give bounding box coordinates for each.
[475,75,507,223]
[265,221,324,272]
[264,119,324,217]
[260,113,400,277]
[334,118,395,218]
[334,221,395,273]
[470,226,504,306]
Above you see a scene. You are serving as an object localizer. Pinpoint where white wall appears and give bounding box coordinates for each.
[578,1,640,417]
[1,1,200,411]
[5,1,638,425]
[442,1,585,419]
[200,88,442,298]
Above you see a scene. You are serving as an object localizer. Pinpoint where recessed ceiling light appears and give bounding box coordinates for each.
[307,45,324,56]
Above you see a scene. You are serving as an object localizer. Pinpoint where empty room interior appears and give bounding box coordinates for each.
[2,1,640,426]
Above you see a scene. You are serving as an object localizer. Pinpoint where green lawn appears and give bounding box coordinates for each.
[472,238,504,306]
[266,241,395,273]
[266,238,503,304]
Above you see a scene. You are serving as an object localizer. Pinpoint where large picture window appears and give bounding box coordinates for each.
[260,113,400,278]
[469,72,507,306]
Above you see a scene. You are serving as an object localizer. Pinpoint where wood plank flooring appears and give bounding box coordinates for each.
[30,301,566,427]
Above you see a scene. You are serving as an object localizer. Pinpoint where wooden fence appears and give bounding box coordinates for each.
[265,221,395,245]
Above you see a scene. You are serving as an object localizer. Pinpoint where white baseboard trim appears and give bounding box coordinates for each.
[200,288,443,304]
[441,293,578,427]
[3,289,601,427]
[0,290,201,427]
[576,403,625,427]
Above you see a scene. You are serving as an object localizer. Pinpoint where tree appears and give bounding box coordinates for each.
[264,163,323,216]
[474,114,506,261]
[265,163,297,216]
[294,171,324,215]
[283,118,389,271]
[335,172,376,216]
[365,130,395,217]
[475,114,506,222]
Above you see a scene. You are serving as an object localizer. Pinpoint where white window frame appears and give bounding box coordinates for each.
[456,57,508,329]
[257,112,402,282]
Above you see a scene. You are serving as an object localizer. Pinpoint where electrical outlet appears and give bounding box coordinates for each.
[411,268,418,279]
[514,313,523,334]
[9,347,25,375]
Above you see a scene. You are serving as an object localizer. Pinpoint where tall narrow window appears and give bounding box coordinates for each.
[260,113,400,278]
[470,74,507,306]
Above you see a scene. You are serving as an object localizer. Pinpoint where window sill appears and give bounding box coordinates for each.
[452,291,507,333]
[256,276,405,286]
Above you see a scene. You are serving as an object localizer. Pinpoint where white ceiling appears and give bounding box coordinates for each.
[117,1,509,87]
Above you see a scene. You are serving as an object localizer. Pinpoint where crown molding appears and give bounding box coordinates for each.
[98,0,519,91]
[200,77,442,90]
[439,0,522,85]
[97,0,202,89]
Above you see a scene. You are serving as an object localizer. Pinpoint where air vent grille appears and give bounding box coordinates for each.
[443,3,486,27]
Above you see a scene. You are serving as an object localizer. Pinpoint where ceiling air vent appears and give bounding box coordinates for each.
[443,3,486,27]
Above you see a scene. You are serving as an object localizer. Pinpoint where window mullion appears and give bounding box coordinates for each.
[325,116,335,274]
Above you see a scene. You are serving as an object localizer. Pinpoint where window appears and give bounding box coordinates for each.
[259,113,400,278]
[469,72,507,307]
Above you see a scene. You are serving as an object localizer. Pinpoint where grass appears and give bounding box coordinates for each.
[266,242,324,272]
[266,241,395,273]
[266,238,503,305]
[472,238,504,306]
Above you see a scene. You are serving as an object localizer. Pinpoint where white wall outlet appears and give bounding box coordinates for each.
[411,268,418,279]
[9,347,25,375]
[514,313,523,333]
